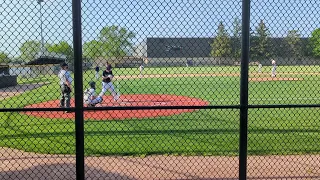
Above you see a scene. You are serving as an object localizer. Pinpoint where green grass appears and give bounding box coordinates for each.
[17,74,56,85]
[0,65,319,156]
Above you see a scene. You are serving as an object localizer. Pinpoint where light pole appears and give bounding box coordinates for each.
[37,0,44,56]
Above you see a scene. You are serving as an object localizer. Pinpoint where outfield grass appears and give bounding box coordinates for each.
[0,65,319,156]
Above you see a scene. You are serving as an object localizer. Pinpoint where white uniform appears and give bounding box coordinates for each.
[99,72,120,101]
[139,65,144,77]
[99,81,120,101]
[258,64,262,73]
[271,60,277,77]
[84,88,102,105]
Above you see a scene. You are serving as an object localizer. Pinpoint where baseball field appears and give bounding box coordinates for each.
[0,65,319,156]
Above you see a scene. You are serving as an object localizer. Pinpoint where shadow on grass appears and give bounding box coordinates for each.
[0,129,238,140]
[2,112,320,156]
[1,127,319,140]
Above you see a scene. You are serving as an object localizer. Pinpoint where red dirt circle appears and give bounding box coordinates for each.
[23,94,209,120]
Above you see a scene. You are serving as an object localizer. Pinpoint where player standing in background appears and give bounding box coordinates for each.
[139,64,144,78]
[271,59,277,78]
[95,65,100,79]
[99,62,120,102]
[258,63,262,73]
[84,81,103,107]
[58,62,73,112]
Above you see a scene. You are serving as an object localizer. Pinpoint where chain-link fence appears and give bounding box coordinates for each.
[1,0,320,179]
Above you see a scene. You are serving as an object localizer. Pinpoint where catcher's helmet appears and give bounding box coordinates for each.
[60,62,68,67]
[89,81,96,88]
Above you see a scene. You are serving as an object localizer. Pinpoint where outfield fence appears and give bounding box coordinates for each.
[1,0,320,180]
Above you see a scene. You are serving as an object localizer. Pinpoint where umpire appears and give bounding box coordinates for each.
[58,62,73,112]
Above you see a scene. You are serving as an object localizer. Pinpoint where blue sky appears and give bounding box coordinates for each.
[0,0,319,57]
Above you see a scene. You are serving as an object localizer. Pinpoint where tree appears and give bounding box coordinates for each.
[232,18,241,58]
[83,25,135,59]
[0,51,10,63]
[303,39,313,57]
[46,41,73,62]
[250,20,271,61]
[99,25,135,57]
[83,40,104,59]
[284,30,302,59]
[310,28,320,57]
[210,21,232,58]
[19,40,41,62]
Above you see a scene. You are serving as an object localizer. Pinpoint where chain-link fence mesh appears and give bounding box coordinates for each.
[0,0,319,179]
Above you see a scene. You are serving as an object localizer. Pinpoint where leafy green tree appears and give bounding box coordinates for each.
[83,25,135,59]
[83,40,104,59]
[47,41,73,56]
[46,41,73,61]
[310,28,320,57]
[19,40,41,62]
[99,25,135,57]
[303,39,313,57]
[250,20,271,60]
[284,30,302,59]
[0,51,10,63]
[232,18,241,58]
[210,22,232,57]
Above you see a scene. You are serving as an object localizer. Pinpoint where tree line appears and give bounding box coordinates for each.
[1,23,320,64]
[210,19,320,63]
[0,25,135,64]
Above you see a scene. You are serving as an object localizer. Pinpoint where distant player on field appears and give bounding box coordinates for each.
[271,59,277,78]
[95,65,100,79]
[258,63,262,73]
[139,64,144,78]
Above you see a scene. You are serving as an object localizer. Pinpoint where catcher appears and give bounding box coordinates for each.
[84,81,103,107]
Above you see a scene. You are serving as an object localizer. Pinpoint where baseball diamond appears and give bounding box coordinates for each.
[1,66,319,155]
[0,66,320,179]
[2,0,320,179]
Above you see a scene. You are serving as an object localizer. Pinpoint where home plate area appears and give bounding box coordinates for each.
[23,94,209,120]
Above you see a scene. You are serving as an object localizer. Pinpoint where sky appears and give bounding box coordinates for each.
[0,0,319,57]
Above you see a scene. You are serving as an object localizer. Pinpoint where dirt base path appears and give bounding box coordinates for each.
[0,147,319,180]
[115,72,309,83]
[249,77,303,81]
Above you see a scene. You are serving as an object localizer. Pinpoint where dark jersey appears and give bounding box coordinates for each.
[102,70,113,83]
